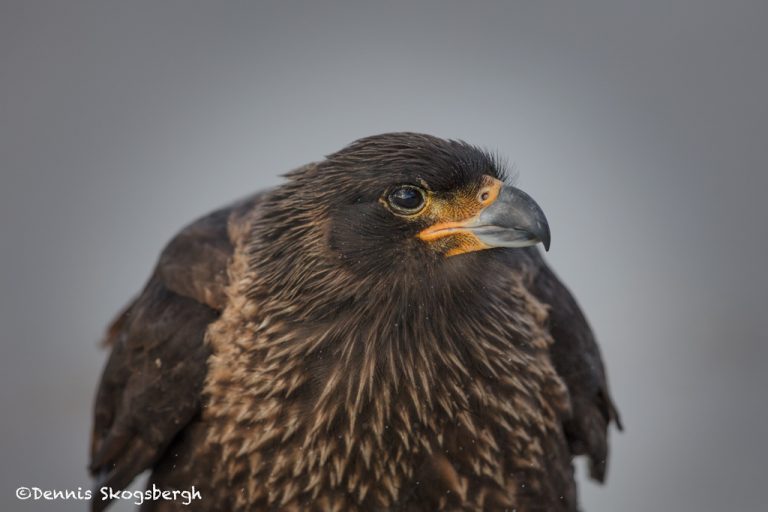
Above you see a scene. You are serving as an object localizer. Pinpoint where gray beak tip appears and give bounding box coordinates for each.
[541,224,551,251]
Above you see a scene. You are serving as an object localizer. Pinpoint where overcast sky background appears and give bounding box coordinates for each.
[1,1,766,511]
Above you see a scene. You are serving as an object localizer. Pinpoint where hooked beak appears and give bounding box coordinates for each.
[418,184,551,255]
[472,185,551,251]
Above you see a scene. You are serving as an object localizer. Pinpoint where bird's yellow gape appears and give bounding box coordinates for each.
[418,175,551,257]
[417,175,502,256]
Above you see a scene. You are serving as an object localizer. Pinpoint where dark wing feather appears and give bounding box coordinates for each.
[528,256,622,482]
[89,197,258,511]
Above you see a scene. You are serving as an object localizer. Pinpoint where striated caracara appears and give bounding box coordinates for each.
[90,132,621,511]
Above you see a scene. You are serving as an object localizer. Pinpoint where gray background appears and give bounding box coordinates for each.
[1,1,766,511]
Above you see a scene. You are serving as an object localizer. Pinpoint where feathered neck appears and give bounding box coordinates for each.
[239,180,548,422]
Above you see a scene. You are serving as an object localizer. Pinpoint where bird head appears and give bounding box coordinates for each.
[303,133,548,264]
[249,133,550,309]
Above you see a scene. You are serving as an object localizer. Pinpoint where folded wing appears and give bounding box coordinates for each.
[528,257,622,482]
[89,197,260,511]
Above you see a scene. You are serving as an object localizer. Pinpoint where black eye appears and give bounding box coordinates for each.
[388,186,426,214]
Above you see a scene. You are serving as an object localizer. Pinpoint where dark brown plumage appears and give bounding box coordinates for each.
[90,132,620,511]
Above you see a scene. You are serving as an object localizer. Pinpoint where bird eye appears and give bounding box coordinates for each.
[388,186,426,214]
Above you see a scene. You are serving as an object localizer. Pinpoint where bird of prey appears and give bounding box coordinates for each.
[90,133,620,511]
